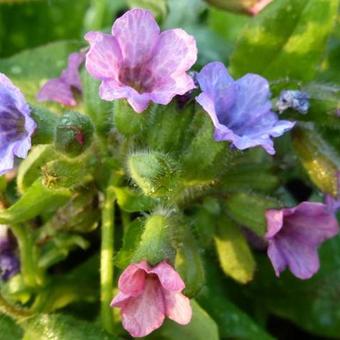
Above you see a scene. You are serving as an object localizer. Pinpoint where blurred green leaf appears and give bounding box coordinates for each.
[0,40,83,105]
[215,217,256,284]
[225,192,281,236]
[155,300,219,340]
[0,315,22,340]
[230,0,339,81]
[0,179,71,224]
[248,235,340,337]
[23,314,117,340]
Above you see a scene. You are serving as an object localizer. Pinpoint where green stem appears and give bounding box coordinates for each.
[121,210,130,232]
[0,293,33,320]
[100,185,116,334]
[10,224,44,288]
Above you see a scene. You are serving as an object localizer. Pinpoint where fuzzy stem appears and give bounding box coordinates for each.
[100,185,116,333]
[10,224,43,288]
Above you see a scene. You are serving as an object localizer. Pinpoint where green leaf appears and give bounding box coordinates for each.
[230,0,339,82]
[225,192,281,236]
[114,186,155,213]
[215,217,256,284]
[155,300,219,340]
[0,315,22,340]
[17,145,58,193]
[0,179,71,224]
[23,314,117,340]
[248,235,340,337]
[127,0,167,18]
[292,124,340,196]
[0,40,83,105]
[198,257,274,339]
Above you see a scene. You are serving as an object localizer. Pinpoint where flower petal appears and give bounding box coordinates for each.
[118,261,149,296]
[150,261,185,292]
[267,240,288,277]
[37,78,78,106]
[164,291,192,325]
[150,28,197,78]
[99,80,151,113]
[84,32,122,81]
[60,52,85,90]
[274,234,320,279]
[120,278,165,337]
[112,9,160,69]
[110,291,132,308]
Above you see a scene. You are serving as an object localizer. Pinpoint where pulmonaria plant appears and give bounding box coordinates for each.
[0,73,36,175]
[195,62,295,154]
[265,202,339,279]
[111,261,192,337]
[37,52,85,106]
[84,8,197,113]
[0,225,19,281]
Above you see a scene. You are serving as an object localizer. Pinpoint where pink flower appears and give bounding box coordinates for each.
[111,260,192,337]
[84,9,197,113]
[37,52,85,106]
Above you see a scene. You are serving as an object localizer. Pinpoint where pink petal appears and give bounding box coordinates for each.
[112,9,160,69]
[84,32,122,81]
[61,52,85,90]
[120,278,165,337]
[110,291,132,308]
[150,261,185,292]
[265,209,284,239]
[150,29,197,78]
[37,78,77,106]
[164,290,192,325]
[267,240,288,277]
[99,80,151,113]
[118,261,149,295]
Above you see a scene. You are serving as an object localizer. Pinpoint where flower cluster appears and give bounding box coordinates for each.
[0,7,339,340]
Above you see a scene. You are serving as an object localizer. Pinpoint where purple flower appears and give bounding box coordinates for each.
[0,73,36,175]
[37,52,85,106]
[0,225,19,281]
[84,9,197,113]
[195,62,295,154]
[265,202,339,279]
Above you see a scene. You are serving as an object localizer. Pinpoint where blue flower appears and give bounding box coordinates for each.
[0,225,19,281]
[0,73,36,175]
[195,62,295,155]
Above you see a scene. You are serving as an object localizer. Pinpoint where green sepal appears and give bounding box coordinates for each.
[225,192,281,236]
[214,216,256,284]
[17,145,58,194]
[42,157,93,190]
[113,99,148,137]
[175,224,205,297]
[113,186,155,212]
[292,124,340,196]
[132,212,176,265]
[128,150,180,198]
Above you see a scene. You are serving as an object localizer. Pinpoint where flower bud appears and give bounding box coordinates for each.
[205,0,273,15]
[132,213,176,265]
[128,151,179,198]
[54,111,94,157]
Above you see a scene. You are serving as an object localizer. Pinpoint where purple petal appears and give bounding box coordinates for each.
[0,252,20,281]
[85,32,122,81]
[195,62,295,154]
[0,73,35,175]
[265,202,339,279]
[37,52,85,107]
[112,8,160,69]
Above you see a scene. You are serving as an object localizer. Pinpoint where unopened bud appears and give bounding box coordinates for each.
[54,111,94,157]
[205,0,273,15]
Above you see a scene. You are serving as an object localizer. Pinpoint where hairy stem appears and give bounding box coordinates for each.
[0,293,33,320]
[100,185,116,333]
